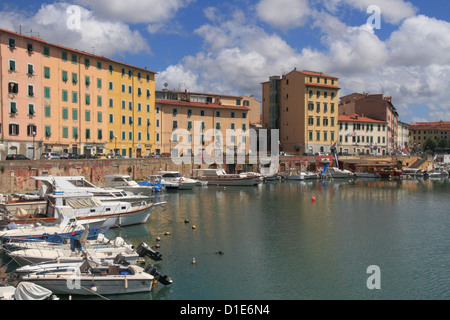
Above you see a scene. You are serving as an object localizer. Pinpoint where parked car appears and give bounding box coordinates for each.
[79,154,96,159]
[94,153,107,159]
[60,153,80,159]
[5,154,30,160]
[40,152,61,160]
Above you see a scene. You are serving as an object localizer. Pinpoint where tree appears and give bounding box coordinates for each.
[423,137,437,152]
[436,137,448,149]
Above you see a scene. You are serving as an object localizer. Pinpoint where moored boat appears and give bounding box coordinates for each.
[193,169,260,186]
[157,171,197,190]
[103,174,164,194]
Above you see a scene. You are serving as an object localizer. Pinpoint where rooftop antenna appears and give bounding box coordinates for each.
[24,29,40,38]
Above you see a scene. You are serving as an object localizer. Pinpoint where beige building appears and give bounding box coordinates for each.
[338,114,388,155]
[262,69,340,154]
[154,90,258,157]
[409,121,450,150]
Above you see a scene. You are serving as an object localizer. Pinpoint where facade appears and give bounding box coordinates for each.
[409,121,450,150]
[339,93,398,154]
[155,90,253,156]
[41,42,108,155]
[0,30,43,159]
[397,121,410,151]
[262,69,340,154]
[0,27,156,159]
[105,61,156,158]
[338,114,388,155]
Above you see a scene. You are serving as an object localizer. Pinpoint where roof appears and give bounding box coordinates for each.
[156,99,250,111]
[296,70,338,79]
[409,121,450,130]
[0,27,156,74]
[338,114,387,124]
[305,83,340,90]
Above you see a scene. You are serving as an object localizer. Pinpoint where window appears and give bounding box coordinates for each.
[62,71,68,82]
[9,123,19,136]
[109,81,113,91]
[137,117,142,126]
[309,131,313,141]
[71,54,77,64]
[216,111,221,117]
[62,127,69,138]
[62,90,68,102]
[85,94,90,105]
[97,61,102,70]
[316,102,320,112]
[172,108,178,116]
[28,104,35,116]
[231,112,235,118]
[242,123,247,131]
[72,127,78,139]
[200,110,205,117]
[121,115,126,125]
[28,85,34,97]
[27,64,34,75]
[109,113,114,124]
[188,109,192,117]
[84,58,90,67]
[308,102,314,111]
[10,101,17,114]
[109,130,115,140]
[187,121,192,130]
[242,112,247,119]
[43,47,50,57]
[8,38,16,48]
[316,131,320,141]
[108,65,113,73]
[61,52,68,61]
[316,116,320,126]
[97,96,102,107]
[72,108,78,120]
[62,108,69,120]
[85,76,90,86]
[9,59,16,71]
[109,98,114,108]
[97,129,102,140]
[308,116,314,126]
[72,91,78,103]
[128,116,133,125]
[44,67,50,79]
[8,82,18,94]
[172,120,178,129]
[72,73,78,84]
[97,78,102,89]
[216,122,221,130]
[45,125,51,137]
[85,110,90,122]
[27,125,37,137]
[45,105,51,118]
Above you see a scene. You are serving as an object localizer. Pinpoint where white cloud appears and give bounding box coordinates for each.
[0,3,150,57]
[74,0,193,24]
[256,0,310,30]
[323,0,417,24]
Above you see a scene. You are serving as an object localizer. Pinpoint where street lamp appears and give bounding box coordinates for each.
[32,131,36,160]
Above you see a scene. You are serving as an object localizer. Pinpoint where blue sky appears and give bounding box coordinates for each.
[1,0,450,124]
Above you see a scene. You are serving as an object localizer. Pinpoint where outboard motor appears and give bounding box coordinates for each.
[144,264,173,285]
[136,242,163,261]
[113,253,130,266]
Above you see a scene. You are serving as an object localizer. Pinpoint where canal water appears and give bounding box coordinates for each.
[2,178,449,300]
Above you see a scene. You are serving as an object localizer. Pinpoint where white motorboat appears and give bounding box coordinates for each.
[1,191,165,229]
[103,174,165,194]
[146,175,179,189]
[193,169,261,186]
[32,176,151,203]
[355,172,381,178]
[157,171,197,190]
[426,168,449,179]
[284,171,319,180]
[15,259,172,296]
[323,167,355,178]
[0,207,107,244]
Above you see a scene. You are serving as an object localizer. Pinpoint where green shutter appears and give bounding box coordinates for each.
[62,90,68,101]
[97,96,102,107]
[45,105,51,117]
[10,102,17,114]
[72,73,78,84]
[72,108,78,120]
[73,127,78,139]
[85,110,91,121]
[62,108,68,120]
[97,112,102,123]
[85,94,90,105]
[44,67,50,79]
[45,125,51,137]
[62,71,68,82]
[72,92,78,103]
[62,127,68,138]
[9,60,15,71]
[44,87,51,99]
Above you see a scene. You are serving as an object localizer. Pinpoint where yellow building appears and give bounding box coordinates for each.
[155,90,252,157]
[105,61,156,157]
[262,69,340,154]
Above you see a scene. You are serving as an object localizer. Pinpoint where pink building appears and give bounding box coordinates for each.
[0,29,43,159]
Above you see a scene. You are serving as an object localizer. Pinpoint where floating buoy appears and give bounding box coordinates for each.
[156,237,161,241]
[155,244,160,248]
[216,251,224,255]
[311,197,316,202]
[184,219,189,223]
[192,225,196,229]
[192,258,196,264]
[164,232,171,235]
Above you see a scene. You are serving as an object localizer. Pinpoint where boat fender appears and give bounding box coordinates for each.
[141,200,147,206]
[97,174,102,181]
[124,278,128,289]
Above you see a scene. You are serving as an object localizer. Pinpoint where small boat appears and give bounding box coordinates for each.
[144,175,179,189]
[15,259,172,296]
[157,171,197,190]
[355,172,381,178]
[0,208,108,244]
[193,169,261,186]
[103,174,165,194]
[6,234,143,266]
[32,176,151,203]
[425,168,449,179]
[323,167,355,178]
[281,170,319,180]
[0,282,59,300]
[1,191,165,229]
[263,174,281,181]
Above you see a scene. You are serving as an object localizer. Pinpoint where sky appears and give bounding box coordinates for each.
[1,0,450,124]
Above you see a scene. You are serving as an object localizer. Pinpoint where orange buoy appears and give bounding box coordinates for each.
[311,197,316,202]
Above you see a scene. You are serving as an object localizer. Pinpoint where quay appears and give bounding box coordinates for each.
[0,154,434,194]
